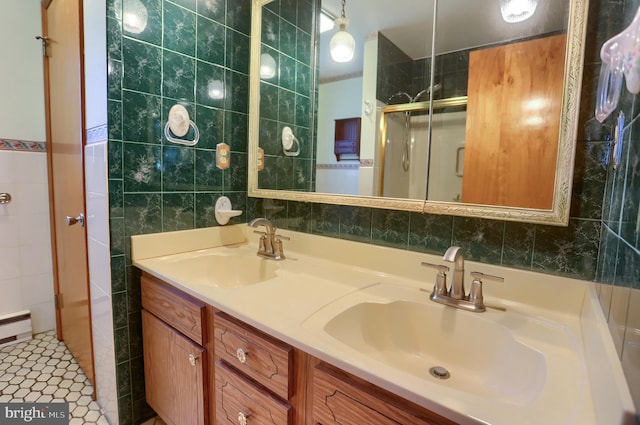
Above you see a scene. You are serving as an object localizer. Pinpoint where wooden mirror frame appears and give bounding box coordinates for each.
[247,0,589,225]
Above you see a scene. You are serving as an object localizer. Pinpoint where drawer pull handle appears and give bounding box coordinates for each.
[189,354,197,366]
[236,348,248,364]
[237,411,250,425]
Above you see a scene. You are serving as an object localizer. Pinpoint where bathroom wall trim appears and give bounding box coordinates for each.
[0,138,46,152]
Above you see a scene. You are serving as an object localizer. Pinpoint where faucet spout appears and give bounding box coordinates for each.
[443,246,465,299]
[249,217,275,234]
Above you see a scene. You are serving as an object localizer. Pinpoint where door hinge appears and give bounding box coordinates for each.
[54,293,63,310]
[35,35,49,57]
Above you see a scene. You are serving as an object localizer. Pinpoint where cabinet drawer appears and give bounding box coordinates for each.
[214,312,293,400]
[141,274,205,345]
[313,362,457,425]
[216,360,291,425]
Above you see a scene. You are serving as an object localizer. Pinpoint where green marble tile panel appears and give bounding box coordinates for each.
[371,209,410,249]
[195,192,221,228]
[123,142,162,192]
[164,1,196,56]
[225,111,248,153]
[107,17,122,61]
[163,51,195,101]
[284,200,311,232]
[126,266,142,312]
[109,141,123,179]
[122,90,161,143]
[226,29,250,74]
[195,149,223,191]
[162,193,195,231]
[312,203,340,237]
[128,310,143,358]
[123,0,162,46]
[279,18,296,57]
[276,156,294,190]
[195,105,223,150]
[123,193,163,236]
[226,0,252,35]
[532,219,601,280]
[226,152,247,191]
[295,61,311,95]
[280,0,297,25]
[196,60,225,108]
[296,27,311,64]
[293,125,311,158]
[339,206,372,243]
[258,156,277,189]
[107,0,120,19]
[225,70,249,114]
[108,100,123,141]
[109,178,124,217]
[116,360,131,397]
[295,94,310,128]
[262,8,280,50]
[279,53,296,91]
[133,396,155,425]
[196,0,225,23]
[162,145,195,191]
[597,225,619,285]
[110,218,125,256]
[297,0,314,34]
[259,118,279,155]
[111,255,127,293]
[117,394,133,425]
[260,83,279,121]
[108,59,123,100]
[114,326,130,364]
[278,88,295,124]
[122,38,161,94]
[293,158,311,191]
[408,213,453,255]
[197,15,225,65]
[615,240,640,289]
[570,141,608,219]
[620,118,640,248]
[501,222,535,270]
[112,291,128,329]
[129,356,147,408]
[451,217,504,264]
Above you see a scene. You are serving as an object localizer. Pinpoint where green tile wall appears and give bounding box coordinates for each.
[107,0,251,422]
[105,0,640,423]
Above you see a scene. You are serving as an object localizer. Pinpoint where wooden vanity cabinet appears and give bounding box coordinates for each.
[312,362,457,425]
[141,273,213,425]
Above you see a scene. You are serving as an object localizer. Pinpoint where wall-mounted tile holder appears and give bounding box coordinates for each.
[214,196,242,225]
[282,127,300,157]
[165,104,200,146]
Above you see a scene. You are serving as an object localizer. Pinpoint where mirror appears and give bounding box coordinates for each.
[248,0,588,224]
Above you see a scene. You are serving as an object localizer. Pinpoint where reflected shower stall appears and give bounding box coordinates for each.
[379,90,467,202]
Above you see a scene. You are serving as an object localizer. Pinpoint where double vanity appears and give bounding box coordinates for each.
[132,223,635,425]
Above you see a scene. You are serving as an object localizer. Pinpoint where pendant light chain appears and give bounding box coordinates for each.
[341,0,346,19]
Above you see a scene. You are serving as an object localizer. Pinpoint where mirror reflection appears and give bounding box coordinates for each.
[249,0,586,224]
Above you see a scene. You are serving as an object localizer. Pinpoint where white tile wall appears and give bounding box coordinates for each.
[85,141,118,425]
[0,150,55,333]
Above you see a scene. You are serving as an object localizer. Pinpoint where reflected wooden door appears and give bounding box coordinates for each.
[42,0,95,387]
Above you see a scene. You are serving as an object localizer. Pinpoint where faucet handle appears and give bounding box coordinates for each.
[274,234,290,241]
[469,272,503,307]
[421,262,449,296]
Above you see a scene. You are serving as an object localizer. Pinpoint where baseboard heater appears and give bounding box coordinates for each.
[0,310,32,348]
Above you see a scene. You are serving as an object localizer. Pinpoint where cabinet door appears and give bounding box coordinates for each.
[142,310,206,425]
[313,363,456,425]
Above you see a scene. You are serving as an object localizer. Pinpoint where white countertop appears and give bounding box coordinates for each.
[131,225,635,425]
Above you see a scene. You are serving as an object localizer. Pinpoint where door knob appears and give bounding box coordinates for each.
[66,213,85,227]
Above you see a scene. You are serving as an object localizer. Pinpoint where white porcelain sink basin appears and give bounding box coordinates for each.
[139,246,279,288]
[304,282,584,410]
[324,299,546,405]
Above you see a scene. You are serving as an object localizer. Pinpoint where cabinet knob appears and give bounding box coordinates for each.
[236,348,248,364]
[237,411,250,425]
[189,353,197,366]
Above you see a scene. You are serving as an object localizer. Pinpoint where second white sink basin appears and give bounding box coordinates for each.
[324,299,546,405]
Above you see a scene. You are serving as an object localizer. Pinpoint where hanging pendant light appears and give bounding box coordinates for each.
[499,0,538,23]
[330,0,355,63]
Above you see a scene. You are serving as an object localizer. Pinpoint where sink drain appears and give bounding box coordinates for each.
[429,366,450,380]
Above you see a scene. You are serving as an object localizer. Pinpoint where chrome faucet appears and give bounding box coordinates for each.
[248,217,289,260]
[421,246,503,312]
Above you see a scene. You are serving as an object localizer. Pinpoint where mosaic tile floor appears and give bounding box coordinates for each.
[0,331,109,424]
